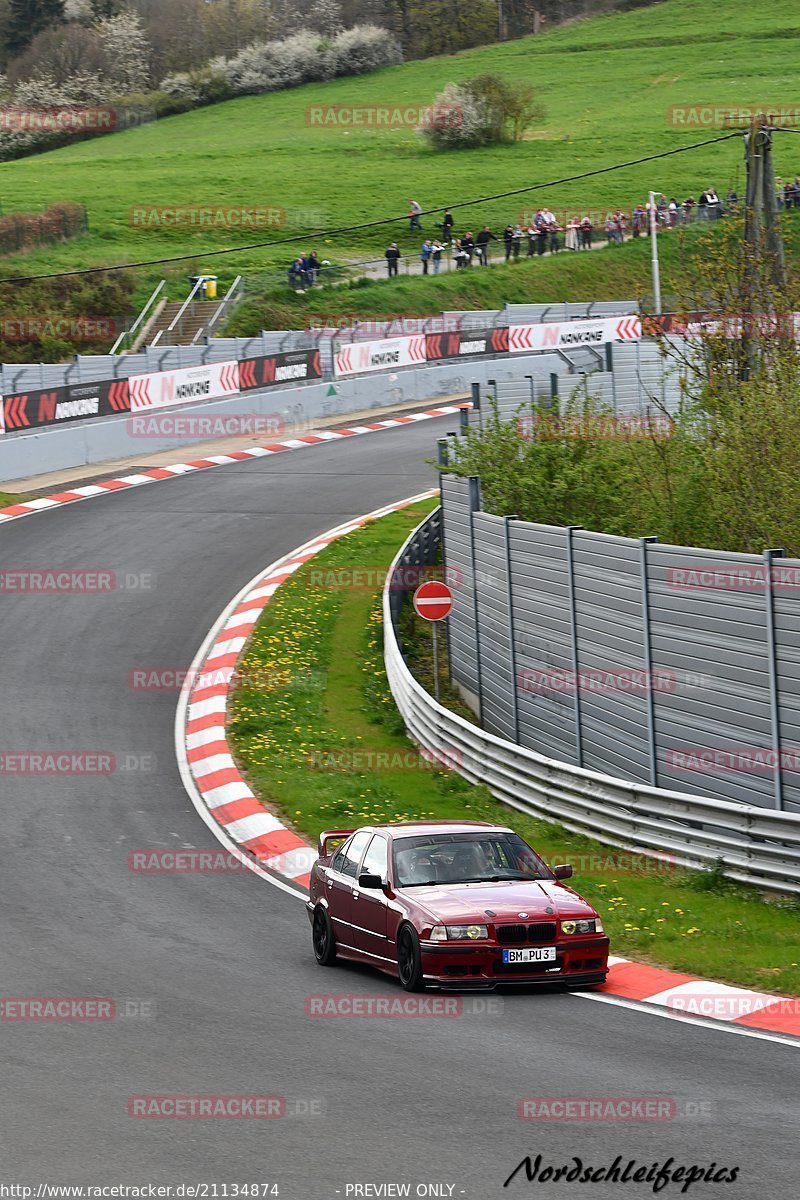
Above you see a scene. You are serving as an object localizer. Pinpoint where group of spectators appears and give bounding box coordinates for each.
[776,177,800,208]
[288,250,324,292]
[288,184,751,288]
[381,187,743,276]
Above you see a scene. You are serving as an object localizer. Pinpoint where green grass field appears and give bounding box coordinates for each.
[2,0,800,314]
[228,500,800,994]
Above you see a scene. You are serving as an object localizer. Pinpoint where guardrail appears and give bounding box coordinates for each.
[383,508,800,894]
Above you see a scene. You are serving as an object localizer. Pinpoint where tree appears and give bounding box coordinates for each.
[6,0,65,58]
[96,9,151,91]
[308,0,343,35]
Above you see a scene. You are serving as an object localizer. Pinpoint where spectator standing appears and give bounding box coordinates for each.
[453,238,469,268]
[431,239,443,274]
[605,212,617,244]
[475,225,496,265]
[386,242,400,277]
[420,239,432,274]
[668,198,679,227]
[288,258,305,292]
[565,217,579,250]
[441,209,454,242]
[705,186,721,219]
[526,222,538,256]
[580,216,593,249]
[512,224,523,259]
[461,231,476,264]
[408,199,423,231]
[631,205,645,237]
[503,224,514,261]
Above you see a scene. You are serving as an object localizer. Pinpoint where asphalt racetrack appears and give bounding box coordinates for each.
[1,415,796,1197]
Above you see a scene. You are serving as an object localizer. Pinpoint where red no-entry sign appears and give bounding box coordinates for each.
[413,580,454,622]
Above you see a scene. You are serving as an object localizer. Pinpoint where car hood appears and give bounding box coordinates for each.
[402,879,596,922]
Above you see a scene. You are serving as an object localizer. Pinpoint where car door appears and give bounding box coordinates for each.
[325,830,372,955]
[351,834,391,962]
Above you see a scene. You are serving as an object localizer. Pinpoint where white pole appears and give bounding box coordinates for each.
[649,190,662,314]
[432,622,440,702]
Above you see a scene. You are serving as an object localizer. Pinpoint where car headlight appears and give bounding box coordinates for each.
[430,924,488,941]
[561,919,603,935]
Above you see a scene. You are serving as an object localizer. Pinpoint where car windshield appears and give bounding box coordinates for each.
[392,832,549,888]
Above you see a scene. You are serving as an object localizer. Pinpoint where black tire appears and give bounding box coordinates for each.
[312,906,337,966]
[397,925,426,992]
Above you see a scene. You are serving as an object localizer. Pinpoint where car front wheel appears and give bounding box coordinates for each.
[397,925,425,992]
[312,906,337,966]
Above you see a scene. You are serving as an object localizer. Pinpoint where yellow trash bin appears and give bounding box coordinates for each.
[204,276,218,299]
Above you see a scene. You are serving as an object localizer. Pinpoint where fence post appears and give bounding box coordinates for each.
[606,342,618,415]
[469,475,484,727]
[565,525,584,766]
[549,372,559,412]
[505,515,521,742]
[470,381,483,431]
[764,547,785,810]
[639,536,660,787]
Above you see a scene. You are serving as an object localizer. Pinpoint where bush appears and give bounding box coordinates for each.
[327,25,401,76]
[0,202,88,255]
[420,73,545,151]
[419,82,493,150]
[173,24,401,100]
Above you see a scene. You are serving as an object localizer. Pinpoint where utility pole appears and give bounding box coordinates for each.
[498,0,506,41]
[649,190,662,315]
[742,121,786,377]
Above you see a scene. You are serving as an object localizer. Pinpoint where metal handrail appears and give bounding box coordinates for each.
[110,279,166,354]
[191,275,244,344]
[157,274,205,345]
[383,510,800,894]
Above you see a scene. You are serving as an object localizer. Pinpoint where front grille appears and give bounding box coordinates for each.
[496,921,557,945]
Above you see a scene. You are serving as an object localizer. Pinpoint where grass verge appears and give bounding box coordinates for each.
[228,499,800,995]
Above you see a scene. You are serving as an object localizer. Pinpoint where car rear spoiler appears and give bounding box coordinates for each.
[318,829,354,859]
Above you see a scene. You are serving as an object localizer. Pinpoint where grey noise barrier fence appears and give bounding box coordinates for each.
[385,510,800,894]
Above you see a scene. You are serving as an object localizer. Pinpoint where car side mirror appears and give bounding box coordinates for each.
[553,864,573,880]
[358,873,384,889]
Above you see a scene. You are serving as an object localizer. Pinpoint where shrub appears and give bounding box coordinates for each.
[180,24,400,100]
[327,24,401,76]
[420,73,545,151]
[419,82,493,150]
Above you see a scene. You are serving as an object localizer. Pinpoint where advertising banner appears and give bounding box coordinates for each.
[425,328,508,361]
[128,360,240,412]
[2,378,130,432]
[239,349,322,391]
[333,335,427,378]
[508,316,641,354]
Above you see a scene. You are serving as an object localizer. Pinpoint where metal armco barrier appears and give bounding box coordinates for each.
[384,511,800,893]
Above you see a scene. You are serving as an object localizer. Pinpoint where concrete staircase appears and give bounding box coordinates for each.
[145,300,222,346]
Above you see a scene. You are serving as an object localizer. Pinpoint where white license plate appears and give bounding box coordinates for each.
[502,946,557,964]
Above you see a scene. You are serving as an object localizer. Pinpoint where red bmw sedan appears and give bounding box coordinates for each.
[307,820,609,991]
